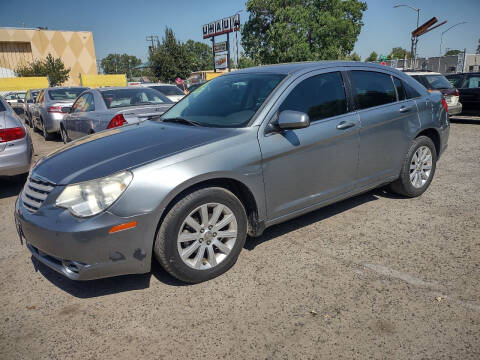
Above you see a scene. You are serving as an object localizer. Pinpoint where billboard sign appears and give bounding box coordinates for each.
[215,54,228,69]
[203,14,240,39]
[214,41,227,53]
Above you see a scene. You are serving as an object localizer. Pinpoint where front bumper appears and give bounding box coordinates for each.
[0,136,33,176]
[15,196,157,280]
[448,102,462,116]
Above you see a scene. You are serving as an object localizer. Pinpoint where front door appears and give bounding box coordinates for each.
[258,70,360,221]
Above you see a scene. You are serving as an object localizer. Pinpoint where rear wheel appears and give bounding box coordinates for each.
[389,136,437,197]
[41,119,54,141]
[60,126,70,144]
[154,187,247,283]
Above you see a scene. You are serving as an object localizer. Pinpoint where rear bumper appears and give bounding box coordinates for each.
[0,137,33,176]
[448,102,462,116]
[44,113,64,133]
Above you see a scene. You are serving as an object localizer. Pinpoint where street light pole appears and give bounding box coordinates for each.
[393,4,420,69]
[438,21,467,73]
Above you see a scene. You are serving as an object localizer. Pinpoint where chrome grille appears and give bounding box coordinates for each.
[21,176,55,212]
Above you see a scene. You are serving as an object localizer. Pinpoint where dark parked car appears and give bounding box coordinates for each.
[15,62,449,283]
[405,71,462,116]
[446,72,480,115]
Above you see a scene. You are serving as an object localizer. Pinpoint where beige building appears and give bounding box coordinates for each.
[0,27,98,85]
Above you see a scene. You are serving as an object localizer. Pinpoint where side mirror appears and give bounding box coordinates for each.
[27,99,33,103]
[277,110,310,130]
[17,99,24,104]
[61,106,72,113]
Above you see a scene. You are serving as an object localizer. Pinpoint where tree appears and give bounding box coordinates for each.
[444,49,461,56]
[476,38,480,54]
[149,27,192,82]
[345,52,361,61]
[389,47,410,60]
[365,51,378,62]
[184,40,213,71]
[15,53,70,86]
[100,54,142,79]
[238,54,258,69]
[241,0,367,64]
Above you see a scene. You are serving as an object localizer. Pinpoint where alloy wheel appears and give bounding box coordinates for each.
[409,146,432,188]
[177,203,238,270]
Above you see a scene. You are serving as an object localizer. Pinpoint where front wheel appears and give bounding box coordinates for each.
[154,187,247,283]
[389,136,437,197]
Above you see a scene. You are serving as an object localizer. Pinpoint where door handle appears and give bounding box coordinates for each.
[399,106,411,113]
[336,121,356,130]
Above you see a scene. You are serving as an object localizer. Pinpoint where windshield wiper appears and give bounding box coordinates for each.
[162,117,201,127]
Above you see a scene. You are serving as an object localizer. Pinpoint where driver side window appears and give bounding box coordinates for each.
[279,72,348,122]
[72,94,94,113]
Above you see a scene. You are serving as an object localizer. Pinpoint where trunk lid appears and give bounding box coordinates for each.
[117,104,173,124]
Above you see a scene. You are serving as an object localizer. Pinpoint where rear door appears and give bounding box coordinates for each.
[347,69,418,185]
[66,93,89,140]
[460,74,480,113]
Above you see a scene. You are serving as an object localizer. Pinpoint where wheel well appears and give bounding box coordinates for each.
[416,128,440,156]
[159,178,262,237]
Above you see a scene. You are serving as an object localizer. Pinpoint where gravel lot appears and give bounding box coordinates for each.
[1,118,479,359]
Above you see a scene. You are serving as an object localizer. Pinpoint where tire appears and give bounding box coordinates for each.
[41,119,54,141]
[60,125,70,144]
[154,187,247,283]
[389,136,437,197]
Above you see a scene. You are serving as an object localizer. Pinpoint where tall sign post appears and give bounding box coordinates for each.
[203,14,240,73]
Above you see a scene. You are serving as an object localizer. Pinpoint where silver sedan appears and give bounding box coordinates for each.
[0,96,33,177]
[60,87,174,143]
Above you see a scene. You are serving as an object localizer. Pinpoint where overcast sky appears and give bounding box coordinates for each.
[1,0,479,62]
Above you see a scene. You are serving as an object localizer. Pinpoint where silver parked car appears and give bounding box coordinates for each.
[3,91,26,117]
[139,83,186,102]
[31,87,88,140]
[23,89,40,128]
[0,96,33,177]
[15,62,449,283]
[60,87,173,143]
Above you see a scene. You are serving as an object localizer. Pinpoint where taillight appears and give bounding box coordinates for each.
[107,114,127,129]
[47,106,66,113]
[441,98,449,113]
[0,127,26,143]
[455,89,459,97]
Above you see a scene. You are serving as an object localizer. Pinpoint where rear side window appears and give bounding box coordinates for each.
[279,72,348,122]
[350,71,396,110]
[446,74,464,88]
[466,75,480,88]
[0,101,5,112]
[392,77,406,101]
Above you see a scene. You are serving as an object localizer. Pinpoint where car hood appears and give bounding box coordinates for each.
[32,120,241,185]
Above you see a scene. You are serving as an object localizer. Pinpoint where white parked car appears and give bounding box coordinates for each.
[139,83,185,102]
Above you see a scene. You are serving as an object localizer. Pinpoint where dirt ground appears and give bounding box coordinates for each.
[1,118,479,359]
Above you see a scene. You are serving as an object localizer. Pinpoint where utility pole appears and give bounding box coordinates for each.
[146,35,159,54]
[394,4,420,68]
[211,37,216,73]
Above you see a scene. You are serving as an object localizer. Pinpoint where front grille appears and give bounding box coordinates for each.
[21,176,55,212]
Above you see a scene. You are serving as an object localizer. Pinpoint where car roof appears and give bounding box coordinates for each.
[405,71,441,76]
[97,86,157,91]
[229,61,402,76]
[446,72,480,76]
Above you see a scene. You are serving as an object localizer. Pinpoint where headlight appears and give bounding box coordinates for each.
[55,171,133,217]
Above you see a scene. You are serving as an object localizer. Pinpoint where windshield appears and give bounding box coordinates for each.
[48,88,88,100]
[415,75,453,90]
[101,88,172,109]
[161,73,285,128]
[150,85,185,96]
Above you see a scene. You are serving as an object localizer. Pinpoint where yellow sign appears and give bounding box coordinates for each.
[205,72,223,81]
[0,77,49,91]
[80,74,127,88]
